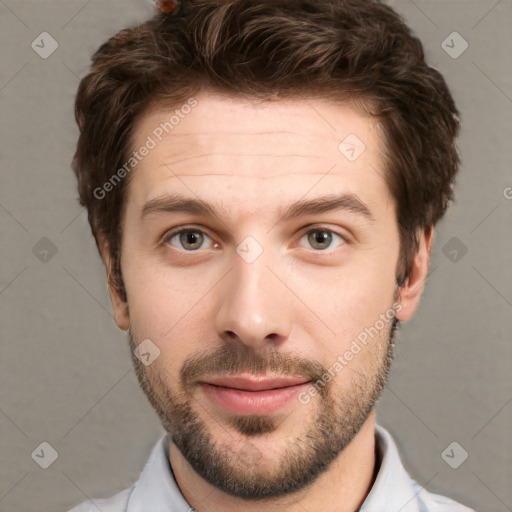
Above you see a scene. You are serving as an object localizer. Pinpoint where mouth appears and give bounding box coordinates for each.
[199,374,312,415]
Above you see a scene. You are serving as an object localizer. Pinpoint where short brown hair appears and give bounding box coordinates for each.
[73,0,460,301]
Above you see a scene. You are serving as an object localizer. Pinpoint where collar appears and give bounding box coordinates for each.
[126,434,190,512]
[360,424,423,511]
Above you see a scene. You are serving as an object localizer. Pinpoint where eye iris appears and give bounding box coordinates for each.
[180,231,203,250]
[308,230,332,250]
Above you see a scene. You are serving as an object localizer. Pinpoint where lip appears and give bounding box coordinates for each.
[200,374,311,415]
[203,374,311,391]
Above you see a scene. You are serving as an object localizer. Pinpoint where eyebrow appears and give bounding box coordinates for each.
[141,192,375,223]
[283,194,375,222]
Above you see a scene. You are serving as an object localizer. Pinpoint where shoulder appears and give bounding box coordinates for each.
[65,487,132,512]
[413,481,477,512]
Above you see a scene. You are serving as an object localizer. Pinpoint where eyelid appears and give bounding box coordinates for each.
[298,226,351,251]
[297,225,352,246]
[162,224,217,250]
[160,224,351,252]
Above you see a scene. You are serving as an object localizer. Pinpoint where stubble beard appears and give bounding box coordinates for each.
[128,318,397,500]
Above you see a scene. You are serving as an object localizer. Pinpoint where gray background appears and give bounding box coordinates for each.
[0,1,511,511]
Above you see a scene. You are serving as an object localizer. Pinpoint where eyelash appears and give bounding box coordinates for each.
[162,225,349,253]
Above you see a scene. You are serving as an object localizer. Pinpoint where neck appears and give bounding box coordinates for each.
[169,410,378,512]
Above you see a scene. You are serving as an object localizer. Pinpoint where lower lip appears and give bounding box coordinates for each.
[201,382,310,415]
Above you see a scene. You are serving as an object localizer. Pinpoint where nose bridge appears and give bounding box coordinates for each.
[215,245,292,349]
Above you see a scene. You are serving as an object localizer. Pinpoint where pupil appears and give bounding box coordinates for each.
[309,230,331,249]
[181,231,202,249]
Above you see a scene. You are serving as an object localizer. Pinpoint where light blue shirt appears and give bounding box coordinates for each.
[67,424,475,512]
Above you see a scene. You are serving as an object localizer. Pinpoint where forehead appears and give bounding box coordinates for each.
[125,92,391,216]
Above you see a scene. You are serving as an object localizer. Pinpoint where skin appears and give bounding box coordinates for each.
[100,91,432,512]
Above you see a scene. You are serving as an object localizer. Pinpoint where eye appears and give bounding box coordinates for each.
[165,228,213,251]
[300,228,346,251]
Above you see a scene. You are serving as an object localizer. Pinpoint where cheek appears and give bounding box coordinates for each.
[123,259,218,363]
[313,275,397,382]
[297,252,398,347]
[124,270,170,334]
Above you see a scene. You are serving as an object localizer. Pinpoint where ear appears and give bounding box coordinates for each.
[395,226,433,322]
[98,236,130,331]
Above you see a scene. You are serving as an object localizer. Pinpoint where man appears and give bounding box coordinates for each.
[68,0,475,510]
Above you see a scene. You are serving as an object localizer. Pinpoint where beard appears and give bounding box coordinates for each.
[128,317,398,501]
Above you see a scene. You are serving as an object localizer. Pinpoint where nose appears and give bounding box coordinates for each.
[214,250,293,352]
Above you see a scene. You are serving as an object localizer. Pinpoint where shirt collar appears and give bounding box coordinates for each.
[126,424,422,512]
[126,434,190,512]
[360,424,422,511]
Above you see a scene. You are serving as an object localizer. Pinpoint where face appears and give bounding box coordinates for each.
[105,92,428,500]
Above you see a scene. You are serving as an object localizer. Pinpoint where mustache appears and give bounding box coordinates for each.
[180,342,327,389]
